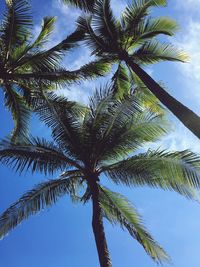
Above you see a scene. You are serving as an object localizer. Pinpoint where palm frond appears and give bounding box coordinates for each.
[132,41,189,64]
[122,0,166,32]
[17,49,61,72]
[111,64,131,99]
[139,16,178,38]
[83,87,166,165]
[81,87,167,165]
[1,0,32,63]
[13,81,48,108]
[41,28,85,55]
[0,175,81,240]
[131,73,165,115]
[11,69,86,85]
[61,0,96,11]
[92,0,119,43]
[77,16,110,56]
[12,29,85,71]
[0,137,76,175]
[3,83,30,142]
[129,16,178,48]
[103,150,200,200]
[31,16,56,49]
[98,109,167,163]
[71,58,111,80]
[35,92,85,161]
[99,186,170,264]
[8,17,56,69]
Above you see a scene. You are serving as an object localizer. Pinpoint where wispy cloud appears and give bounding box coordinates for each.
[32,0,81,49]
[174,0,200,92]
[175,0,200,9]
[51,0,80,34]
[150,117,200,152]
[155,0,200,152]
[65,47,95,70]
[56,82,91,104]
[174,19,200,103]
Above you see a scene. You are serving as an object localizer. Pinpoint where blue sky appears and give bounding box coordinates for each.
[1,0,200,266]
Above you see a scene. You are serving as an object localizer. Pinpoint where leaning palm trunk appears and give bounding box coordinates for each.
[123,54,200,138]
[76,0,200,139]
[91,181,112,267]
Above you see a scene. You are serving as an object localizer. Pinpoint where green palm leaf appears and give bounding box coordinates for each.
[35,92,85,160]
[0,138,77,175]
[132,41,189,64]
[0,175,81,240]
[11,28,85,71]
[77,16,111,56]
[111,64,131,99]
[4,83,30,142]
[82,90,167,164]
[131,73,165,114]
[32,16,56,49]
[98,111,167,163]
[93,0,119,42]
[99,186,170,263]
[72,58,111,80]
[11,59,111,85]
[122,0,167,31]
[129,17,178,48]
[103,150,200,200]
[1,0,32,63]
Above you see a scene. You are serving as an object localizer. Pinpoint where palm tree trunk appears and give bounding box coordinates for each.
[90,181,112,267]
[123,55,200,139]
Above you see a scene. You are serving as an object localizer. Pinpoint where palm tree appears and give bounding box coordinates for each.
[1,87,200,267]
[0,0,110,141]
[72,0,200,139]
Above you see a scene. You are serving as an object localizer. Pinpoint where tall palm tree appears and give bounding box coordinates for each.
[0,0,110,141]
[72,0,200,139]
[1,87,200,267]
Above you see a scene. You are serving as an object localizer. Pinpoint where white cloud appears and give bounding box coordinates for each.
[57,84,90,104]
[65,47,95,70]
[56,76,107,104]
[51,0,80,25]
[175,20,200,86]
[157,120,200,152]
[174,1,200,103]
[158,1,200,153]
[32,1,81,50]
[175,0,200,9]
[143,114,200,153]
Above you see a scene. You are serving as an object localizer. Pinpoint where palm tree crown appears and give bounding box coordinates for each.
[1,85,200,266]
[0,0,110,141]
[75,0,200,139]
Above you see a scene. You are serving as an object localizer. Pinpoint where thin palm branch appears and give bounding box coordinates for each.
[103,149,200,200]
[99,186,170,263]
[0,174,82,240]
[3,83,30,142]
[0,138,82,174]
